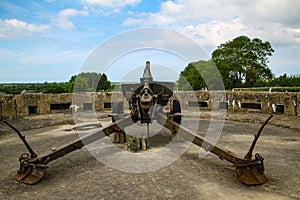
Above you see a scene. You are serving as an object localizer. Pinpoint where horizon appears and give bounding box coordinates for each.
[1,61,299,84]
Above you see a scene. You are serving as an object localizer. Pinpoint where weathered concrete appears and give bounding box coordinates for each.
[0,91,299,119]
[14,93,73,116]
[0,112,299,199]
[0,95,16,119]
[297,93,300,116]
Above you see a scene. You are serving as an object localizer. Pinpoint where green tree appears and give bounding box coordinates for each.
[65,75,77,92]
[97,73,111,91]
[212,36,274,89]
[268,73,300,87]
[42,82,66,93]
[0,72,112,94]
[66,72,111,92]
[72,76,90,92]
[77,72,99,89]
[177,60,223,91]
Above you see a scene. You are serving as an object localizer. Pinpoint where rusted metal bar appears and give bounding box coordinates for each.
[39,115,133,164]
[4,120,38,158]
[157,113,271,185]
[157,113,244,164]
[244,114,273,160]
[7,115,134,184]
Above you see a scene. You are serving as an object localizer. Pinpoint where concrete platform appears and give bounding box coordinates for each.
[0,112,299,199]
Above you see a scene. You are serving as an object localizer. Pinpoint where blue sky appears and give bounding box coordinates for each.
[0,0,299,83]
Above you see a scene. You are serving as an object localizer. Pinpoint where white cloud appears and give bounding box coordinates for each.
[159,0,245,24]
[0,19,50,38]
[160,1,184,14]
[179,18,247,47]
[254,0,300,25]
[157,0,300,26]
[5,18,27,28]
[0,8,90,38]
[123,0,300,47]
[52,8,88,29]
[4,19,50,32]
[124,12,176,26]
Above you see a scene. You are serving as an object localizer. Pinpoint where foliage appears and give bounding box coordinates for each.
[70,72,112,92]
[0,72,112,94]
[0,82,67,94]
[212,35,274,89]
[267,73,300,87]
[177,36,300,91]
[72,76,91,92]
[97,74,111,91]
[177,60,224,90]
[42,82,66,93]
[177,63,201,91]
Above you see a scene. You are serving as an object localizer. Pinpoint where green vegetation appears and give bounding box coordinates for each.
[267,74,300,88]
[178,35,300,91]
[233,87,300,92]
[212,35,274,89]
[0,72,112,94]
[177,60,223,90]
[69,72,111,92]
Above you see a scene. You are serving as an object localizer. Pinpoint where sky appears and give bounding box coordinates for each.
[0,0,299,83]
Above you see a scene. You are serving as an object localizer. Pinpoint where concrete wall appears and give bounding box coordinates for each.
[0,95,16,119]
[219,91,298,115]
[0,91,299,119]
[297,93,300,116]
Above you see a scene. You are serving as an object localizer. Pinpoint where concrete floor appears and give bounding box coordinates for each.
[0,112,299,200]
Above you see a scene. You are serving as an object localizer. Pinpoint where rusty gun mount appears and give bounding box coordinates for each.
[6,61,273,185]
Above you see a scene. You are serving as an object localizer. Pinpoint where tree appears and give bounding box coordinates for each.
[72,76,90,92]
[267,73,300,87]
[0,72,112,94]
[77,72,100,89]
[67,72,112,92]
[64,75,77,92]
[212,35,274,89]
[97,73,111,91]
[177,62,202,91]
[177,60,223,91]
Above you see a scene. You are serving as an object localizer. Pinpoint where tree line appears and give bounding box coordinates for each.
[0,72,112,94]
